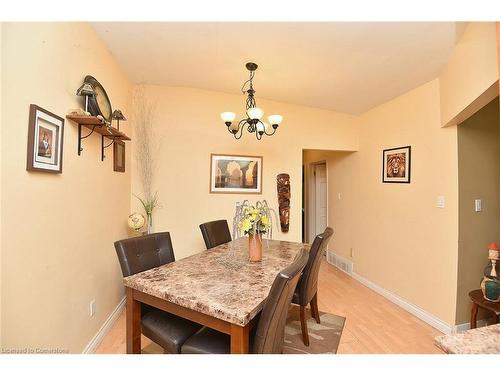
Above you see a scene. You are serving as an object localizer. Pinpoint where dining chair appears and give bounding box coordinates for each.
[180,248,309,354]
[114,232,202,354]
[199,219,232,249]
[292,227,334,346]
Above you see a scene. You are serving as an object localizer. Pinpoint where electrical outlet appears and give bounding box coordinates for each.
[338,193,342,200]
[90,300,96,317]
[350,248,354,258]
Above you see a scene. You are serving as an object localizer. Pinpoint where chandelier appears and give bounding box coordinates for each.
[220,62,283,140]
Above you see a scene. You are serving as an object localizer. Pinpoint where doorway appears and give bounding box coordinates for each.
[304,160,328,244]
[456,96,500,325]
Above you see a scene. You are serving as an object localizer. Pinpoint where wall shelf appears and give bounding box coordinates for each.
[66,115,131,161]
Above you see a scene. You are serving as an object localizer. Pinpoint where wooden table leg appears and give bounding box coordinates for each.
[126,287,141,354]
[470,302,478,329]
[230,323,250,354]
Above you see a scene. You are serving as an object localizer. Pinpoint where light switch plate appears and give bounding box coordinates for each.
[474,199,482,212]
[437,195,445,208]
[90,300,96,317]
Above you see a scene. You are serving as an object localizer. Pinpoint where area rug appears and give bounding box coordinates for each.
[142,305,345,354]
[283,305,345,354]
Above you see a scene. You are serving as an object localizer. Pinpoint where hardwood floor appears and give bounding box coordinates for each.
[96,260,443,354]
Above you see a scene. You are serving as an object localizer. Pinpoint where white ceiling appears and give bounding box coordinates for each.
[92,22,464,114]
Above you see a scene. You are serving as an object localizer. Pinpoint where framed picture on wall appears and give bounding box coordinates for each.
[26,104,64,174]
[382,146,411,183]
[210,154,263,194]
[113,140,125,173]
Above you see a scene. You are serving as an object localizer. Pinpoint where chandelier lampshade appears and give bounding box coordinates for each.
[221,62,282,140]
[247,107,264,120]
[267,114,283,128]
[255,122,265,135]
[220,112,236,124]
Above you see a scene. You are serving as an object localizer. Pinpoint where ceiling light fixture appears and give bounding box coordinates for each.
[221,62,283,140]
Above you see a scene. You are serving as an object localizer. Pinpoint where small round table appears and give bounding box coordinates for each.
[469,289,500,329]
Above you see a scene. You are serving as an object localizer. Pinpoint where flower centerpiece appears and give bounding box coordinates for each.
[239,205,271,261]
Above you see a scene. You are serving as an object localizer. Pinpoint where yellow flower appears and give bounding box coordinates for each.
[260,215,270,228]
[239,218,252,233]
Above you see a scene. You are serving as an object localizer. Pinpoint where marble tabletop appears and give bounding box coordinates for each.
[123,237,309,326]
[434,324,500,354]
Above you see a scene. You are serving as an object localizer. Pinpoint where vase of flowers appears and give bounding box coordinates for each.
[135,192,159,234]
[239,205,271,262]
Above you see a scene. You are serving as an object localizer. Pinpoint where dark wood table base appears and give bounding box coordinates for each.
[126,287,254,354]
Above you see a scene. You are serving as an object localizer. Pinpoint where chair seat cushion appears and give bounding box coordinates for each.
[292,290,300,305]
[181,327,231,354]
[141,307,202,354]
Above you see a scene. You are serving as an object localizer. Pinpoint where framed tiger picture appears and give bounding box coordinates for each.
[382,146,411,183]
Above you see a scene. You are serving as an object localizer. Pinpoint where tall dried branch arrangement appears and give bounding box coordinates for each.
[132,87,160,215]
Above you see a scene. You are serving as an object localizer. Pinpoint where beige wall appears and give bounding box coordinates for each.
[1,23,132,353]
[308,22,498,327]
[440,22,499,127]
[456,97,500,324]
[498,23,500,92]
[0,22,3,346]
[317,80,459,325]
[131,86,359,259]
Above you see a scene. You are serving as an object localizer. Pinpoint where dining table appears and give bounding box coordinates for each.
[123,237,309,354]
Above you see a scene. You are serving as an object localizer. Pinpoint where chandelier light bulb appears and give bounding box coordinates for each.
[220,112,236,124]
[268,114,283,127]
[256,122,266,134]
[247,107,264,120]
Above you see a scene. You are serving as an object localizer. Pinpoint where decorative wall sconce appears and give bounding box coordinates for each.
[221,62,283,140]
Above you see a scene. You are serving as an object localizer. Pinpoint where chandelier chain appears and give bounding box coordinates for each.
[240,70,255,94]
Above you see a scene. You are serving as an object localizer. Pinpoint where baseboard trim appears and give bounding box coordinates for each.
[82,296,126,354]
[326,251,455,334]
[349,271,453,334]
[452,319,489,333]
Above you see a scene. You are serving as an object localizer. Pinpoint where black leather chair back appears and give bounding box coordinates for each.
[114,232,176,277]
[295,227,334,306]
[199,220,231,249]
[252,249,309,354]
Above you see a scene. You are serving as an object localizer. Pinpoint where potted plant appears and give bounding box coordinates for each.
[239,205,271,261]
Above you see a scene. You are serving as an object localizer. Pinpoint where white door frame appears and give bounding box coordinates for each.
[307,160,329,244]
